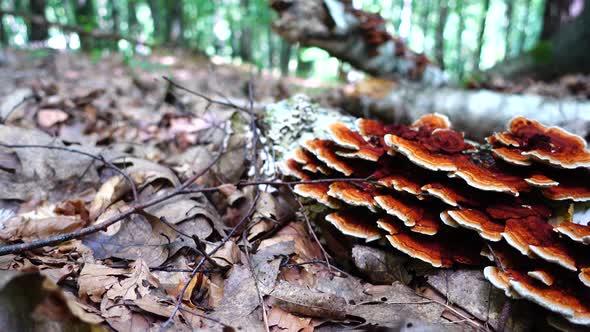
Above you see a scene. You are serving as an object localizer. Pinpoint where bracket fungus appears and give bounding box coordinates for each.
[284,113,590,326]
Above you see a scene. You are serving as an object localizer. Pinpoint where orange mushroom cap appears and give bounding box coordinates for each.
[325,210,381,242]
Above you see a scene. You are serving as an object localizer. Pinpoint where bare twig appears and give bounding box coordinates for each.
[163,77,248,113]
[0,143,226,256]
[0,143,139,203]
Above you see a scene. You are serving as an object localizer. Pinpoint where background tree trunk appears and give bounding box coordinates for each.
[239,0,253,62]
[127,0,138,36]
[504,0,514,58]
[455,0,465,79]
[541,0,574,39]
[29,0,48,41]
[0,14,7,45]
[279,39,292,75]
[73,0,96,51]
[435,1,448,70]
[517,0,533,53]
[147,0,162,41]
[473,0,491,72]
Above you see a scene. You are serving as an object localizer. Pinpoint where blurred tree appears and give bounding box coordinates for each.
[455,0,465,79]
[239,0,253,62]
[0,14,6,45]
[279,39,292,75]
[518,0,533,53]
[473,0,491,72]
[29,0,48,41]
[504,0,514,57]
[541,0,575,39]
[435,1,448,69]
[72,0,97,50]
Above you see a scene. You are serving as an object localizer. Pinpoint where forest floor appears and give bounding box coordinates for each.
[0,49,545,332]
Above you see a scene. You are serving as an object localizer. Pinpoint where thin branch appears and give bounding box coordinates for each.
[163,77,248,112]
[0,141,226,256]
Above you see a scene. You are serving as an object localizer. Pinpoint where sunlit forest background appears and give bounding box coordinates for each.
[0,0,561,82]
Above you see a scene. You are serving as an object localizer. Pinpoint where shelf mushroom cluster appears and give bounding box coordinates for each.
[283,113,590,326]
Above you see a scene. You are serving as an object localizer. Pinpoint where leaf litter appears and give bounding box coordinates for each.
[0,49,535,331]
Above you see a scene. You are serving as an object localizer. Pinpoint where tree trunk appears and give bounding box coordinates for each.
[29,0,48,41]
[455,0,465,79]
[504,0,514,58]
[420,0,431,51]
[435,1,448,69]
[279,39,292,75]
[127,0,138,36]
[488,1,590,79]
[0,13,7,45]
[517,0,533,53]
[541,0,574,39]
[239,0,253,62]
[147,0,162,41]
[473,0,491,72]
[267,25,275,69]
[166,1,183,44]
[271,0,447,86]
[73,0,96,51]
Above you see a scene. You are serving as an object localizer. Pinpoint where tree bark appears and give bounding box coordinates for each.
[504,0,514,58]
[489,0,590,79]
[166,1,183,44]
[239,0,253,62]
[420,0,431,51]
[435,1,448,69]
[147,0,162,41]
[541,0,574,39]
[279,39,292,75]
[270,0,447,86]
[455,0,465,79]
[517,0,533,53]
[73,0,97,51]
[267,25,275,68]
[473,0,491,72]
[127,0,138,36]
[29,0,48,41]
[0,13,7,45]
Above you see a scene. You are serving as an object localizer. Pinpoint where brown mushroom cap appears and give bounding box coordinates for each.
[283,159,312,180]
[385,134,528,195]
[505,269,590,325]
[302,139,357,176]
[328,122,384,161]
[327,182,377,212]
[374,194,440,235]
[325,211,381,242]
[554,223,590,245]
[502,217,577,271]
[377,216,450,267]
[493,147,533,166]
[293,183,341,209]
[525,173,560,187]
[446,209,504,241]
[293,148,332,175]
[500,117,590,169]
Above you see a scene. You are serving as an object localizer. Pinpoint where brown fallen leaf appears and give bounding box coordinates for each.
[268,306,313,332]
[106,259,160,301]
[0,203,86,241]
[78,263,130,303]
[37,109,69,127]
